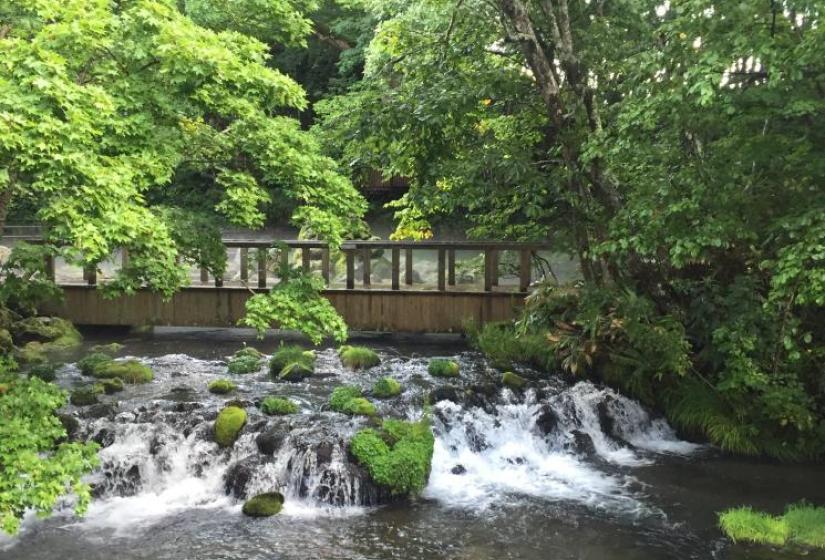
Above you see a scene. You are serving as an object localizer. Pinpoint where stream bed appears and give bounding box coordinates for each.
[2,328,824,560]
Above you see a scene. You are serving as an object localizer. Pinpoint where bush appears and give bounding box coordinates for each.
[91,360,153,384]
[338,345,380,370]
[269,344,315,381]
[214,405,247,447]
[427,359,459,378]
[77,352,113,376]
[260,396,298,415]
[373,377,402,398]
[329,386,376,416]
[242,492,284,517]
[208,379,236,394]
[349,418,435,496]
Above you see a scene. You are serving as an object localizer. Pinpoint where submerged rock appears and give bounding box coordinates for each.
[242,492,284,517]
[533,405,559,436]
[225,456,268,499]
[430,385,460,404]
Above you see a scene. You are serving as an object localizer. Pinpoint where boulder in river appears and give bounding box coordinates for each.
[337,345,380,370]
[269,345,314,381]
[214,405,247,447]
[242,492,284,517]
[428,359,459,378]
[256,424,289,455]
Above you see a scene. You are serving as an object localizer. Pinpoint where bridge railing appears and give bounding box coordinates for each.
[37,239,559,293]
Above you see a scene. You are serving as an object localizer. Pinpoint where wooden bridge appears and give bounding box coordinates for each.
[5,233,563,332]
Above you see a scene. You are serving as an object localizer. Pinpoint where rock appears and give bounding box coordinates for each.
[92,427,116,448]
[567,430,596,457]
[430,385,460,404]
[372,377,402,399]
[100,378,124,394]
[501,371,527,390]
[224,456,262,498]
[82,403,117,420]
[465,423,489,452]
[464,382,499,411]
[428,359,459,378]
[70,385,103,406]
[242,492,284,517]
[533,405,559,436]
[256,425,289,455]
[208,379,236,394]
[77,352,114,375]
[214,405,247,447]
[316,441,334,465]
[269,345,314,381]
[337,345,380,370]
[57,413,81,442]
[90,359,153,384]
[451,464,467,475]
[596,397,616,439]
[12,317,82,347]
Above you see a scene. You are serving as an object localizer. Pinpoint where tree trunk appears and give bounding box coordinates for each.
[0,187,12,235]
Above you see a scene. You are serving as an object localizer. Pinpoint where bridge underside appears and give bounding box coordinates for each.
[48,286,526,333]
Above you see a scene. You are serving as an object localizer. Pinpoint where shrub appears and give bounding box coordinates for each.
[214,405,247,447]
[349,418,435,496]
[91,360,153,383]
[338,345,380,369]
[329,386,376,416]
[269,344,314,381]
[373,377,402,398]
[208,379,236,395]
[77,352,113,375]
[260,396,298,415]
[242,492,284,517]
[427,359,459,378]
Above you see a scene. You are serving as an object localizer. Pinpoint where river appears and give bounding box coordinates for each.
[2,328,823,560]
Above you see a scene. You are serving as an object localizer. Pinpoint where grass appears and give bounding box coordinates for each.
[719,505,825,549]
[338,345,380,370]
[269,344,315,381]
[329,385,376,416]
[427,359,459,378]
[260,396,298,415]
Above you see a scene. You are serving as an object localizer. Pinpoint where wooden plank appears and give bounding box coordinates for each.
[405,248,413,285]
[240,248,249,281]
[321,248,330,285]
[301,247,311,274]
[257,248,267,288]
[362,247,371,287]
[447,249,456,286]
[391,248,400,290]
[437,248,446,291]
[346,250,354,290]
[519,249,531,292]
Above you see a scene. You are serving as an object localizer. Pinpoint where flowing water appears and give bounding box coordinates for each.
[2,329,824,560]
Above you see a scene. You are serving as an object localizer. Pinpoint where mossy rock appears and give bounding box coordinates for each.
[214,405,247,447]
[428,359,459,378]
[208,379,237,395]
[78,352,113,375]
[329,386,376,416]
[100,378,124,394]
[235,346,263,359]
[269,344,314,381]
[349,418,435,496]
[242,492,284,517]
[92,360,153,383]
[260,396,298,415]
[373,377,402,399]
[28,363,57,382]
[89,342,124,356]
[227,353,262,375]
[338,345,380,370]
[70,385,103,406]
[501,371,526,389]
[12,317,82,348]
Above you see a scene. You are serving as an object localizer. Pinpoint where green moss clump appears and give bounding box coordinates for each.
[89,342,124,355]
[234,346,262,360]
[227,353,262,375]
[329,386,376,416]
[242,492,284,517]
[214,405,247,447]
[501,371,526,389]
[91,360,154,383]
[373,377,402,399]
[13,317,82,347]
[100,378,124,394]
[720,505,825,549]
[70,385,103,406]
[208,379,236,394]
[28,363,57,382]
[338,345,380,370]
[349,418,435,496]
[78,352,113,375]
[269,344,314,381]
[260,396,298,415]
[428,359,459,378]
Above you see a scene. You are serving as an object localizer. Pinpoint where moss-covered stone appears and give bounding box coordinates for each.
[214,405,247,447]
[501,371,527,389]
[338,345,380,370]
[329,386,377,416]
[12,317,82,347]
[91,360,153,383]
[208,379,237,395]
[70,385,103,406]
[28,363,57,382]
[428,359,459,378]
[78,352,113,375]
[89,342,124,356]
[260,396,298,415]
[269,344,314,381]
[16,341,48,365]
[349,418,435,496]
[242,492,284,517]
[373,377,402,399]
[100,378,124,394]
[227,353,262,375]
[235,346,263,360]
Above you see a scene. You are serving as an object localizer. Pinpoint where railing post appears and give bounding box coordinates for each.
[279,247,289,280]
[321,247,330,286]
[405,248,413,285]
[362,247,371,286]
[257,248,267,288]
[447,248,455,286]
[519,249,532,292]
[345,249,355,290]
[214,273,223,288]
[121,248,129,270]
[437,248,446,291]
[301,247,311,274]
[240,248,249,282]
[491,249,499,287]
[484,249,494,292]
[391,247,400,290]
[84,264,97,286]
[200,266,208,285]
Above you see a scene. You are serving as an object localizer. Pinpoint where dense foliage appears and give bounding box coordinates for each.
[720,505,825,549]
